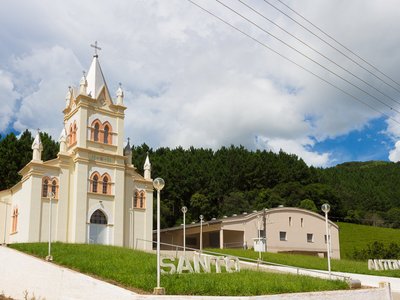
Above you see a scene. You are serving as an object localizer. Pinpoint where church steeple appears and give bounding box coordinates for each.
[59,127,68,153]
[32,130,43,162]
[144,153,151,180]
[116,83,124,105]
[124,138,132,165]
[86,43,112,103]
[79,71,88,96]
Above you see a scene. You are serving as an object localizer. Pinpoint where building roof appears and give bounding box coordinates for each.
[86,55,112,102]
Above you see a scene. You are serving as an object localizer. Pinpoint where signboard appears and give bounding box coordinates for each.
[368,259,400,270]
[161,253,240,274]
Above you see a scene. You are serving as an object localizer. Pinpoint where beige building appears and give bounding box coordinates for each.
[0,52,153,250]
[158,207,340,259]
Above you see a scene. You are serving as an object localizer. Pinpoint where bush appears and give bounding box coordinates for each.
[352,241,400,260]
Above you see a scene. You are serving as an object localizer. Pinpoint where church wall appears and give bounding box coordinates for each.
[56,163,70,242]
[132,181,154,250]
[0,191,12,244]
[27,175,46,242]
[144,188,153,250]
[123,174,134,248]
[88,113,117,132]
[39,197,59,242]
[116,115,124,156]
[76,105,88,149]
[113,166,126,246]
[71,161,89,243]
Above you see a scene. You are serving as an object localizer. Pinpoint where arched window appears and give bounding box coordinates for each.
[69,124,74,146]
[42,179,49,197]
[11,207,18,233]
[51,180,57,196]
[139,191,145,208]
[90,209,107,224]
[134,191,139,208]
[103,125,109,144]
[93,175,98,193]
[94,123,100,142]
[73,122,77,144]
[102,176,108,194]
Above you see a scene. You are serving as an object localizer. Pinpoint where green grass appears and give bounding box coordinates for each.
[338,222,400,259]
[210,248,400,278]
[9,242,348,296]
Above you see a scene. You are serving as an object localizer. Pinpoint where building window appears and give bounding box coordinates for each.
[91,120,113,145]
[289,217,292,227]
[42,179,49,197]
[94,123,100,142]
[324,234,330,244]
[102,176,108,194]
[90,209,107,224]
[90,172,112,195]
[301,218,304,227]
[11,207,18,233]
[307,233,314,243]
[51,180,57,196]
[42,177,59,198]
[134,190,146,208]
[279,231,287,241]
[73,122,77,144]
[103,125,109,144]
[92,175,98,193]
[68,122,77,145]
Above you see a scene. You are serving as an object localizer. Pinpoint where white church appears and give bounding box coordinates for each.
[0,50,154,250]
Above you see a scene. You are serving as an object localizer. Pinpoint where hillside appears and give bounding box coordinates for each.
[1,130,400,229]
[338,222,400,259]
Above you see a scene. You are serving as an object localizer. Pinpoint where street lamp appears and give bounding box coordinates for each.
[181,206,187,257]
[153,177,165,295]
[199,214,204,253]
[321,203,331,278]
[46,192,55,261]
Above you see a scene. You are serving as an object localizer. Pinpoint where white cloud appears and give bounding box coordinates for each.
[389,141,400,162]
[0,70,19,132]
[1,0,400,166]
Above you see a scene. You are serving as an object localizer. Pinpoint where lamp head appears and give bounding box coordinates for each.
[321,203,331,213]
[153,177,165,191]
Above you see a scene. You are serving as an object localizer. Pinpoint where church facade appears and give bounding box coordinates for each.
[0,53,153,250]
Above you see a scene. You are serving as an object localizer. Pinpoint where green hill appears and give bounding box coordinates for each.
[338,222,400,259]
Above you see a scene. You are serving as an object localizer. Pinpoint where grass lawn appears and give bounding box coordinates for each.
[210,248,400,278]
[338,222,400,259]
[9,242,348,296]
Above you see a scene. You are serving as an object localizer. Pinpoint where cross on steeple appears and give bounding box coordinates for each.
[90,41,102,57]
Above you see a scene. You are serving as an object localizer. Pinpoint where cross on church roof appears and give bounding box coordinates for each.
[90,41,102,57]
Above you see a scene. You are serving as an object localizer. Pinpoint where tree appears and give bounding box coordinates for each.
[298,199,318,212]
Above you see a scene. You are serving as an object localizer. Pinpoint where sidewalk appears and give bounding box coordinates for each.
[0,246,137,300]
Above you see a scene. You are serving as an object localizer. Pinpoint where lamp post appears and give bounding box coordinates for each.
[153,177,165,295]
[321,203,331,279]
[181,206,187,257]
[46,192,55,261]
[199,214,204,253]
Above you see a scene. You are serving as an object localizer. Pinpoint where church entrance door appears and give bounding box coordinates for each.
[89,209,108,244]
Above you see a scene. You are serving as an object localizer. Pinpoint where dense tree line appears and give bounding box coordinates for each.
[1,131,400,230]
[0,131,58,190]
[132,144,342,228]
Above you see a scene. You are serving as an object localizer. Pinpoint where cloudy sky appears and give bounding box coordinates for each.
[1,0,400,167]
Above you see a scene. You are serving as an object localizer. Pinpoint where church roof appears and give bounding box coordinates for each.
[86,55,112,102]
